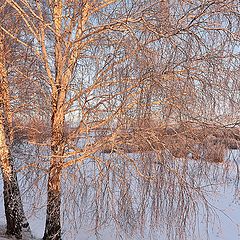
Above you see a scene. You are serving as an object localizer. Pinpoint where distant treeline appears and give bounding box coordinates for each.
[98,121,240,163]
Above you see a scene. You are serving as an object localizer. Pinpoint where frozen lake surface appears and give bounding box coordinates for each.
[0,150,239,240]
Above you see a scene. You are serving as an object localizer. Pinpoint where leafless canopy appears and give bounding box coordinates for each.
[0,0,240,239]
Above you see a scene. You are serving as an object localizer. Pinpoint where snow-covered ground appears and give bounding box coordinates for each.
[0,150,239,240]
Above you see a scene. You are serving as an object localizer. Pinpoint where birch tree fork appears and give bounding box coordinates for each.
[0,29,31,239]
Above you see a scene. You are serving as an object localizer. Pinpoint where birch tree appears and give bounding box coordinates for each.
[1,1,153,239]
[0,28,31,240]
[1,1,240,240]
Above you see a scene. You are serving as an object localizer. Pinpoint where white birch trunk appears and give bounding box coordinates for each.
[0,29,31,239]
